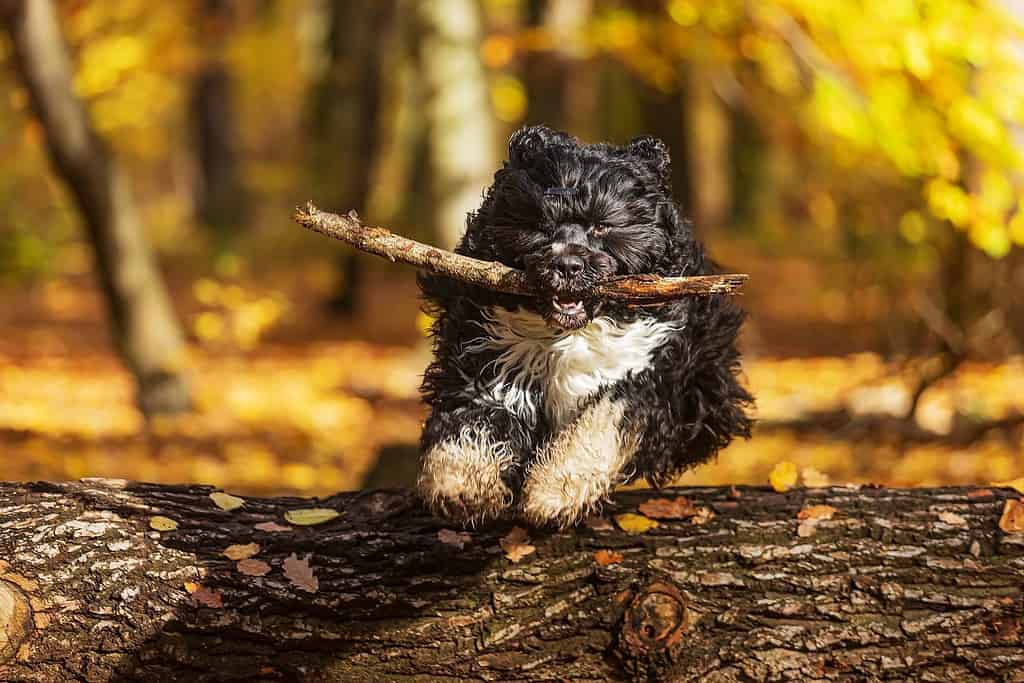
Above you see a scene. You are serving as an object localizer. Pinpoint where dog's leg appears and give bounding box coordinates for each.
[520,394,640,528]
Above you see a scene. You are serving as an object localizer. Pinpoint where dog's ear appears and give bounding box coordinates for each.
[627,136,672,188]
[508,125,569,166]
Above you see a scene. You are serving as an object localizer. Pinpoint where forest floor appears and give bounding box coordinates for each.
[1,261,1022,496]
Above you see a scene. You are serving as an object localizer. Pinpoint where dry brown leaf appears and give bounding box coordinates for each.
[998,499,1024,534]
[615,513,659,534]
[210,492,245,511]
[499,527,536,563]
[284,508,341,526]
[191,585,223,608]
[801,467,831,488]
[437,528,472,549]
[149,516,178,531]
[223,543,260,560]
[254,521,292,533]
[638,497,698,519]
[797,505,837,521]
[237,559,272,577]
[594,549,624,566]
[769,461,799,493]
[283,553,319,593]
[691,506,715,525]
[728,486,743,499]
[968,489,995,499]
[937,511,968,527]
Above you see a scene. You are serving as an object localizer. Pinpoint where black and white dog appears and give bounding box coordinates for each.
[418,126,753,528]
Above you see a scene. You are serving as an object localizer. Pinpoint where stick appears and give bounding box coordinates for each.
[293,202,747,304]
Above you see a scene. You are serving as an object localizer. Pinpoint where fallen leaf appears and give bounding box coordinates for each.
[149,516,178,531]
[499,527,536,563]
[284,508,341,526]
[797,520,819,537]
[210,492,245,511]
[223,543,260,560]
[584,516,613,531]
[801,467,831,488]
[638,497,698,519]
[993,478,1024,494]
[192,586,223,608]
[797,505,837,521]
[594,549,624,566]
[437,528,472,549]
[183,581,200,594]
[691,506,715,525]
[254,521,292,533]
[769,461,799,493]
[283,553,319,593]
[937,511,968,527]
[998,499,1024,534]
[237,559,272,577]
[615,513,659,534]
[968,489,994,499]
[728,486,743,499]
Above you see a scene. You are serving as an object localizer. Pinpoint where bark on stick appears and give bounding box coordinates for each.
[293,202,748,305]
[2,479,1022,682]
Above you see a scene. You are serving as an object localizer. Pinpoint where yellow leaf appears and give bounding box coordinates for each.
[769,461,799,492]
[999,500,1024,534]
[283,508,341,526]
[210,491,245,511]
[992,478,1024,494]
[149,515,178,531]
[223,543,260,560]
[615,513,659,534]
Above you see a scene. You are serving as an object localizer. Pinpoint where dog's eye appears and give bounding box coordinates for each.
[591,224,610,237]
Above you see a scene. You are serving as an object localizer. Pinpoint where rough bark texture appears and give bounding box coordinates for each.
[1,0,192,416]
[294,203,749,304]
[1,480,1023,682]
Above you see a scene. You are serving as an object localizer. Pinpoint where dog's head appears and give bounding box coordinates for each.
[475,126,680,329]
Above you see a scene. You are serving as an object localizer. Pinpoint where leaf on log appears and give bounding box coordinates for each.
[999,499,1024,534]
[210,492,245,511]
[283,508,341,526]
[223,543,260,560]
[283,553,319,593]
[797,505,837,521]
[437,528,472,549]
[801,467,831,488]
[190,585,223,608]
[253,521,292,533]
[615,513,659,534]
[769,461,799,492]
[993,478,1024,494]
[149,516,178,531]
[594,550,624,566]
[237,559,272,577]
[499,527,536,563]
[638,497,698,519]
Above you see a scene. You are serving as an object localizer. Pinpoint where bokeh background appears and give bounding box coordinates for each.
[1,0,1023,495]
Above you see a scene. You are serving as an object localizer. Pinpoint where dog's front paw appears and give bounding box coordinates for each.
[417,430,515,527]
[520,396,639,529]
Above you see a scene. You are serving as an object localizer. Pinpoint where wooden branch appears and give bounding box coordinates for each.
[2,479,1023,681]
[293,202,748,304]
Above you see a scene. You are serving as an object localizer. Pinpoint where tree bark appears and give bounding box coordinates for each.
[1,479,1022,682]
[415,0,500,249]
[0,0,192,416]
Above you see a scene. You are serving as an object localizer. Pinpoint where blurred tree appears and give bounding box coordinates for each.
[1,0,192,415]
[191,0,247,246]
[416,0,499,248]
[308,0,397,314]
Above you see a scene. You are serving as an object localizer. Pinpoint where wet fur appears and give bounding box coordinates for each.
[418,125,754,527]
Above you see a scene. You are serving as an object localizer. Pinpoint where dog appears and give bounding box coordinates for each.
[417,125,753,528]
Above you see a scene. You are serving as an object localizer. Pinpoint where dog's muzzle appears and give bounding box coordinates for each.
[524,242,615,330]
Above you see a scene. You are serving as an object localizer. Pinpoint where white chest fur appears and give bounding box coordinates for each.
[464,308,679,430]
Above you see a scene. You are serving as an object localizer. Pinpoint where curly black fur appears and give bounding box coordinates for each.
[419,125,753,524]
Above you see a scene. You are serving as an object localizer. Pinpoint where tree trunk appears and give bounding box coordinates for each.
[1,479,1022,682]
[416,0,499,249]
[191,0,246,245]
[683,64,733,234]
[0,0,192,416]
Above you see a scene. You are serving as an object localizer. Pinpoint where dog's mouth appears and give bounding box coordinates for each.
[543,294,591,330]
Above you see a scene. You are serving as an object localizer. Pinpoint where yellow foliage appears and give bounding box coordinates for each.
[769,461,799,492]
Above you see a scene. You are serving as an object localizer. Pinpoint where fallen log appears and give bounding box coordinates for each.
[293,202,748,305]
[1,480,1023,682]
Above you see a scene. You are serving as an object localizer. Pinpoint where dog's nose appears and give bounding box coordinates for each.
[554,254,585,279]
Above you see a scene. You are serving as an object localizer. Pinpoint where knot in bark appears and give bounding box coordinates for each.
[616,580,689,680]
[0,580,32,663]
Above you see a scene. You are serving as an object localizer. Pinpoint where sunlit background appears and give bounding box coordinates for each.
[1,0,1023,495]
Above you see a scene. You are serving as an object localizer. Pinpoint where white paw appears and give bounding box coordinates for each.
[417,429,515,526]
